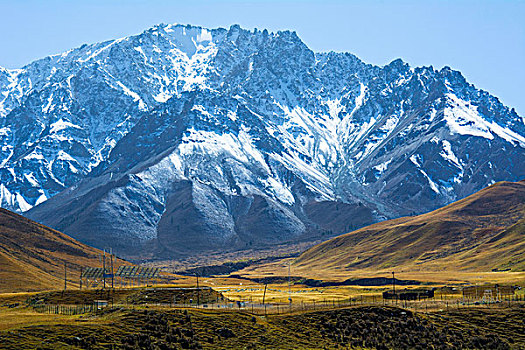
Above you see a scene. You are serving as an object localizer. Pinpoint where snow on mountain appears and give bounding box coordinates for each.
[0,23,522,257]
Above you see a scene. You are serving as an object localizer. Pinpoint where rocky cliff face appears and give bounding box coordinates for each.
[0,24,522,258]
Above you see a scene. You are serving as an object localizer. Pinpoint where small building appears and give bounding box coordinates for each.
[462,285,515,300]
[383,289,434,300]
[94,300,108,309]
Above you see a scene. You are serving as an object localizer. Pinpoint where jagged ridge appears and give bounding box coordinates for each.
[0,23,522,257]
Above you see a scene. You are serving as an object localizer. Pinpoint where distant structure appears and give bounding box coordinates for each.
[383,289,434,300]
[80,248,116,288]
[94,300,109,309]
[382,272,434,300]
[115,266,161,287]
[80,267,110,289]
[80,247,161,289]
[80,266,161,289]
[462,285,515,301]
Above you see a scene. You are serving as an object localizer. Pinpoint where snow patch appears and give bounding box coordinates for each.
[429,108,437,122]
[50,119,82,134]
[444,93,525,147]
[419,169,440,194]
[24,173,40,187]
[16,194,32,212]
[153,91,172,103]
[440,140,461,168]
[351,83,366,117]
[35,192,48,206]
[196,29,212,43]
[373,159,392,174]
[409,154,421,167]
[261,177,295,205]
[227,111,237,121]
[23,150,45,160]
[0,127,10,136]
[115,81,148,111]
[42,93,54,113]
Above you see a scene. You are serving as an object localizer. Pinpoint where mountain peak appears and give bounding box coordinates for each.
[384,57,409,71]
[0,22,523,258]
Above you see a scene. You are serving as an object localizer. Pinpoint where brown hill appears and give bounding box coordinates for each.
[295,181,525,273]
[0,208,124,293]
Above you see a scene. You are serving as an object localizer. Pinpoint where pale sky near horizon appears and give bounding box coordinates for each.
[0,0,524,116]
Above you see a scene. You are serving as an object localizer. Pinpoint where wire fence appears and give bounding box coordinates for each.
[31,293,525,316]
[33,304,98,315]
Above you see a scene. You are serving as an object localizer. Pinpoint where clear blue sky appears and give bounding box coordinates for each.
[1,0,524,116]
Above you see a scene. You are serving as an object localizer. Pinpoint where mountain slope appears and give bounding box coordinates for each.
[295,181,525,272]
[0,23,522,257]
[0,208,118,292]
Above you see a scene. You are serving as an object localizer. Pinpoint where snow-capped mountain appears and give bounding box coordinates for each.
[1,24,523,257]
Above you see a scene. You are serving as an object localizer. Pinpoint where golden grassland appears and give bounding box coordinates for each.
[0,293,524,349]
[216,274,525,305]
[229,254,525,284]
[217,284,386,304]
[1,264,524,349]
[0,252,64,292]
[0,308,84,332]
[295,181,525,273]
[0,207,130,293]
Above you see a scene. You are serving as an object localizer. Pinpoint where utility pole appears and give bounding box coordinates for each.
[110,248,114,289]
[103,249,106,289]
[80,267,83,290]
[64,262,67,290]
[288,260,292,308]
[262,284,268,316]
[196,273,200,306]
[392,271,396,300]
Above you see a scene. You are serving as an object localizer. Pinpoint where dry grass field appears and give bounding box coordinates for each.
[0,208,131,293]
[0,296,523,349]
[296,181,525,273]
[1,268,524,349]
[232,257,525,285]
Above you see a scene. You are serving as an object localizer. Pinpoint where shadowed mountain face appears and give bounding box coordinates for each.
[0,207,118,292]
[0,24,522,258]
[295,181,525,272]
